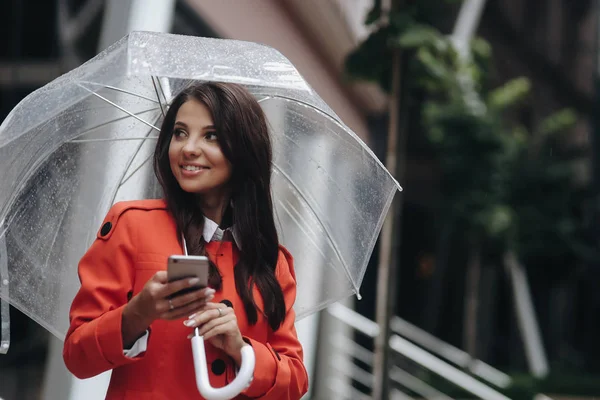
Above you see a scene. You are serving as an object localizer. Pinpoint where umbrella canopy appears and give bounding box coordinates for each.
[0,31,402,341]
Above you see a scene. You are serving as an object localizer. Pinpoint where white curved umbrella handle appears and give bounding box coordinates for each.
[191,328,255,400]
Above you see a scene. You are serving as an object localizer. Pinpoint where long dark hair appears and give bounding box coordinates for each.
[153,82,286,330]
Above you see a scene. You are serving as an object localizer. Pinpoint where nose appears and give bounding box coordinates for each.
[182,136,202,157]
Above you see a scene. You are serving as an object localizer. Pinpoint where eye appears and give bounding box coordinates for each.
[205,131,218,141]
[173,128,187,138]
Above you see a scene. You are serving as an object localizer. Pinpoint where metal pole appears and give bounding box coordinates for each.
[451,0,488,59]
[372,1,403,395]
[504,252,549,378]
[452,0,549,378]
[451,0,488,116]
[452,0,487,371]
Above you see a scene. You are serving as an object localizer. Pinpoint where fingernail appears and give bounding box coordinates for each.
[188,313,196,319]
[184,320,195,327]
[206,294,214,301]
[188,278,200,285]
[204,288,215,295]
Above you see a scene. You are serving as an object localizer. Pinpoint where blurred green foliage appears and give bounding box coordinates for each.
[345,1,596,280]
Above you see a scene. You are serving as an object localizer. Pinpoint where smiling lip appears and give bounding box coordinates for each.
[180,164,210,176]
[181,164,209,170]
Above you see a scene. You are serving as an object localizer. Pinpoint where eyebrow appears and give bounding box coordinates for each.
[174,121,216,130]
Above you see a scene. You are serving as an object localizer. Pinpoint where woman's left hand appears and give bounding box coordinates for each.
[185,302,247,365]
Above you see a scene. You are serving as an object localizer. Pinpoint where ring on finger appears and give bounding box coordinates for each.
[217,308,223,317]
[169,299,174,310]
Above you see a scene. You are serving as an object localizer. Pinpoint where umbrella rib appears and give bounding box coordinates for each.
[151,76,167,117]
[41,204,70,272]
[256,95,341,124]
[67,107,160,143]
[276,200,327,260]
[70,137,158,143]
[156,77,170,107]
[76,83,160,132]
[120,153,153,186]
[114,113,163,194]
[273,164,359,296]
[77,80,160,104]
[257,94,402,192]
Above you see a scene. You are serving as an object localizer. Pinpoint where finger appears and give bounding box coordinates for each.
[153,297,175,317]
[185,305,230,328]
[196,302,223,311]
[184,302,220,321]
[186,317,236,339]
[193,317,222,336]
[200,322,232,340]
[152,271,168,283]
[161,297,214,320]
[198,315,239,339]
[160,277,205,299]
[169,287,215,309]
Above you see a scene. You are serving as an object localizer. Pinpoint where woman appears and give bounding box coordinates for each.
[63,82,309,400]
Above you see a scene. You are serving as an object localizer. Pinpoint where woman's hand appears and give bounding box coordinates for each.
[122,271,215,347]
[132,271,215,321]
[185,302,247,366]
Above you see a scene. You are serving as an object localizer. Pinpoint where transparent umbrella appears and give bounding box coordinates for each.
[0,31,401,399]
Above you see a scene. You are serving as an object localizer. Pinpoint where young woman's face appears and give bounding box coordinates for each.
[168,99,232,200]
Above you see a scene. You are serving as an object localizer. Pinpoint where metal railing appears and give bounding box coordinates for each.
[390,316,511,389]
[325,303,533,400]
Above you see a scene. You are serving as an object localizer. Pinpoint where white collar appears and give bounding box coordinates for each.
[202,216,241,248]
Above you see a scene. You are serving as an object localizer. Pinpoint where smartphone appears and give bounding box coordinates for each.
[167,255,209,298]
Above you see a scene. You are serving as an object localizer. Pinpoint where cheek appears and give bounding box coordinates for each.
[205,148,229,168]
[167,142,178,165]
[208,150,232,181]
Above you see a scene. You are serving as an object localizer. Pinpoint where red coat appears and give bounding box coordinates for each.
[63,200,308,400]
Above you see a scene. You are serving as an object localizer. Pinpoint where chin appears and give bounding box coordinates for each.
[179,185,207,194]
[179,183,222,195]
[176,178,230,198]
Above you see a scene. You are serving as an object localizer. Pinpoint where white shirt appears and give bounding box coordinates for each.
[201,215,241,248]
[124,215,238,357]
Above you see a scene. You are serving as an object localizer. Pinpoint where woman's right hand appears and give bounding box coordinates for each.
[121,271,215,346]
